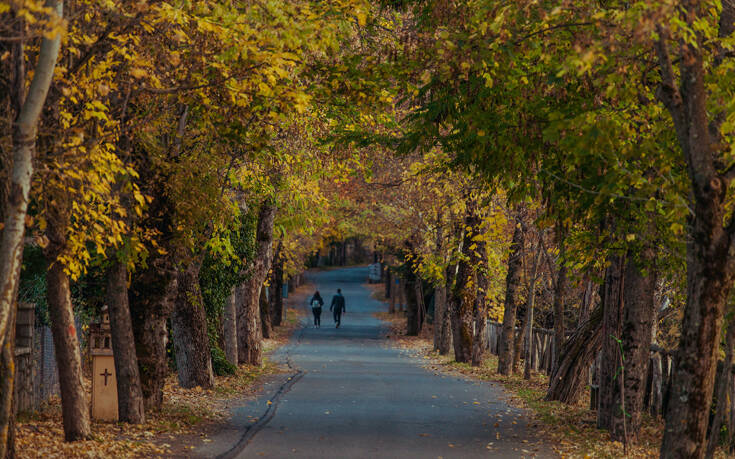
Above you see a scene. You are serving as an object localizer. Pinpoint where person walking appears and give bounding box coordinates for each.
[310,291,324,328]
[330,288,346,328]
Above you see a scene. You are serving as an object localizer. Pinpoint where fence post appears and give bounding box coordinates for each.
[650,353,663,417]
[590,352,601,410]
[14,303,35,413]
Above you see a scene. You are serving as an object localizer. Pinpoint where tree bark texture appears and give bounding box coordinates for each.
[171,263,214,389]
[498,218,524,375]
[46,261,91,441]
[106,261,145,424]
[471,224,489,367]
[546,304,603,404]
[223,287,237,365]
[512,302,527,374]
[385,269,391,299]
[271,246,284,327]
[405,270,420,336]
[415,277,427,334]
[655,6,735,455]
[609,255,657,442]
[449,280,472,363]
[597,254,625,432]
[0,0,63,355]
[472,268,489,367]
[433,283,452,354]
[130,261,178,410]
[552,237,568,374]
[451,207,482,364]
[0,297,16,458]
[260,285,272,339]
[237,202,276,366]
[520,242,542,377]
[707,319,735,457]
[661,233,732,457]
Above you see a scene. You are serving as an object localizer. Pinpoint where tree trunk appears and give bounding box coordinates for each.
[223,287,237,365]
[46,261,90,441]
[609,254,657,442]
[655,7,735,455]
[707,319,735,457]
[552,228,568,374]
[0,0,63,355]
[434,284,450,354]
[271,247,284,327]
[405,270,420,336]
[171,263,214,389]
[106,261,145,424]
[472,269,488,367]
[260,285,272,339]
[498,218,524,375]
[546,304,603,403]
[237,202,276,366]
[415,276,426,334]
[597,254,625,431]
[520,242,543,376]
[580,279,595,322]
[385,269,391,299]
[451,208,481,364]
[0,22,24,457]
[0,297,16,458]
[130,261,178,410]
[471,223,489,367]
[661,234,732,457]
[449,280,472,363]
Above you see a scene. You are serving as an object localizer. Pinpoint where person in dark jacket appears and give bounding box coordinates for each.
[310,291,324,328]
[330,289,346,328]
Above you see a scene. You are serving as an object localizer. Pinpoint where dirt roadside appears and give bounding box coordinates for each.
[15,280,314,459]
[362,282,680,459]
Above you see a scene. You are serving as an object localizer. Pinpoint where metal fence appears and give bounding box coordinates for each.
[15,303,83,413]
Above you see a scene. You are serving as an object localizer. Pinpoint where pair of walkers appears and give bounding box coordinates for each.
[310,289,346,328]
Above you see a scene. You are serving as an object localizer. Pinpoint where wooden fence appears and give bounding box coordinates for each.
[486,318,735,428]
[485,320,557,375]
[13,303,63,414]
[14,303,35,413]
[589,346,685,417]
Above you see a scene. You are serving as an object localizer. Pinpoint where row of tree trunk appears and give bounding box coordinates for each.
[16,198,282,450]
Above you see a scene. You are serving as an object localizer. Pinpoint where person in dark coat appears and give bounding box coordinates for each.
[330,288,346,328]
[310,291,324,328]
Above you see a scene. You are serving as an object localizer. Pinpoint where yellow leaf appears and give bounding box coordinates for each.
[130,67,147,79]
[356,11,367,27]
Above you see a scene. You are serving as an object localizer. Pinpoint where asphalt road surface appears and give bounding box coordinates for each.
[200,266,553,459]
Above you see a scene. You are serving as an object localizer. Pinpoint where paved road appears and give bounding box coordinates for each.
[201,267,552,459]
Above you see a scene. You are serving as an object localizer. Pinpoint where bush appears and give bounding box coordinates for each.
[210,345,237,376]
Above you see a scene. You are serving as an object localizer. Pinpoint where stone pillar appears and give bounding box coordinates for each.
[90,309,118,421]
